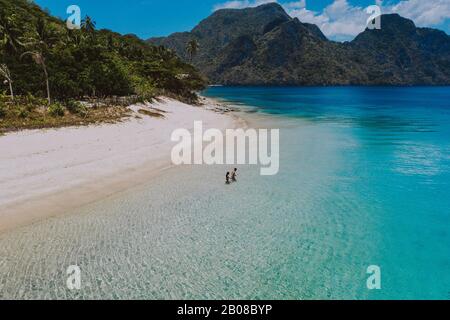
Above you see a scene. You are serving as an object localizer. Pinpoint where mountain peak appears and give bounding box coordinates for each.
[189,2,292,48]
[381,14,416,32]
[367,14,417,35]
[246,2,286,13]
[204,2,291,27]
[214,2,286,14]
[353,13,418,45]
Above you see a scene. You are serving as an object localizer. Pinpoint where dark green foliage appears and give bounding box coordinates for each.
[65,99,87,116]
[48,102,65,117]
[0,100,6,118]
[16,106,29,118]
[0,0,206,103]
[186,39,199,61]
[149,3,450,85]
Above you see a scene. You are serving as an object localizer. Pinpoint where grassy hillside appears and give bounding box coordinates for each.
[0,0,206,132]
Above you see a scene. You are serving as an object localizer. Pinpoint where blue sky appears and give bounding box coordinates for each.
[34,0,449,41]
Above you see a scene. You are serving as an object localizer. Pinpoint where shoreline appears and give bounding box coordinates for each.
[0,97,240,233]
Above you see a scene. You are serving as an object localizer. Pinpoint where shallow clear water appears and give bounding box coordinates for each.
[1,87,449,299]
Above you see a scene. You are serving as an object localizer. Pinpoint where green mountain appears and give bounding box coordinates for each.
[0,0,206,102]
[149,3,450,85]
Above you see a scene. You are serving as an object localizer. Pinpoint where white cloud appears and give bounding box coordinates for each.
[287,0,367,40]
[385,0,450,26]
[213,0,450,41]
[283,0,306,10]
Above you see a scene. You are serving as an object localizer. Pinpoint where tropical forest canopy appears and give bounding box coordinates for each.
[0,0,206,103]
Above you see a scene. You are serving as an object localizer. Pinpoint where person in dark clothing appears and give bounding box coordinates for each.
[231,168,238,182]
[226,172,231,184]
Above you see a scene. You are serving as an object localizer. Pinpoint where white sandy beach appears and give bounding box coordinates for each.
[0,97,236,232]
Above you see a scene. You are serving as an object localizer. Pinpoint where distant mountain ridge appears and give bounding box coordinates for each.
[149,3,450,85]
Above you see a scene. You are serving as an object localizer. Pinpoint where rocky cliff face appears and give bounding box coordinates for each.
[149,3,450,85]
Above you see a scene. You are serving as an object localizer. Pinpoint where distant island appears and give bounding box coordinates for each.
[149,3,450,86]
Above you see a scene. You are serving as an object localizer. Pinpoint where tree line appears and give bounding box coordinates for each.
[0,0,206,105]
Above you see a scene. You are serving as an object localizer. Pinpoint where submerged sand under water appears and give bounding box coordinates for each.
[1,86,450,299]
[0,115,394,299]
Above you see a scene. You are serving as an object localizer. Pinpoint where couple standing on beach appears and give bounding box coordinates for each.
[226,168,238,184]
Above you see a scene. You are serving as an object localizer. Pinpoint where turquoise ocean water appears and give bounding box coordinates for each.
[0,86,449,299]
[204,86,450,300]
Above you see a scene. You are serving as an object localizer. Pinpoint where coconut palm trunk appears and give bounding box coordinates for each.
[8,79,14,100]
[21,52,51,104]
[41,60,50,104]
[0,64,14,100]
[186,39,199,63]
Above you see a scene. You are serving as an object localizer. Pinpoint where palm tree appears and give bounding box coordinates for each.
[107,34,115,50]
[0,64,14,100]
[20,18,60,104]
[0,13,21,53]
[81,16,96,46]
[154,45,167,57]
[81,16,96,33]
[35,17,60,46]
[0,18,13,101]
[67,29,85,47]
[21,51,50,103]
[186,39,199,62]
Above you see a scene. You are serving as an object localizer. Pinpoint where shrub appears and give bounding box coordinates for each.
[0,92,8,104]
[16,107,29,119]
[65,100,88,117]
[134,81,157,103]
[25,93,46,106]
[25,102,37,113]
[0,102,6,119]
[48,103,66,117]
